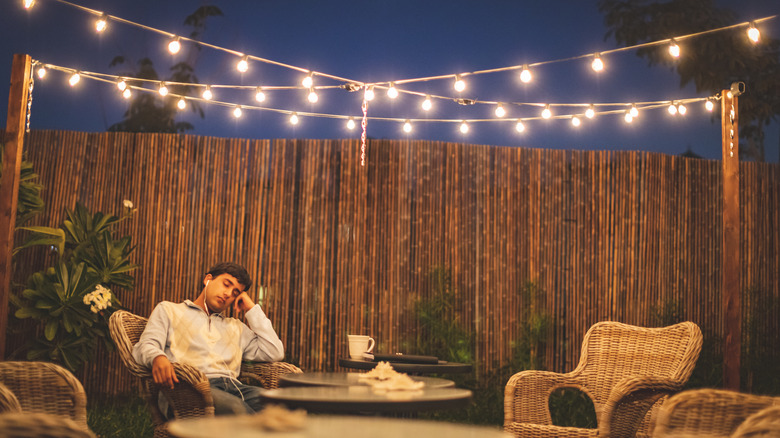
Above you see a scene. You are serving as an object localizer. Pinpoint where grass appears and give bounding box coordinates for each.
[87,393,153,438]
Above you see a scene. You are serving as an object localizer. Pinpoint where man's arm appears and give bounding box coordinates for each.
[235,293,285,361]
[132,303,179,388]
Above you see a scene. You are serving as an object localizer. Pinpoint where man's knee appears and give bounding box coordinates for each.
[210,387,253,415]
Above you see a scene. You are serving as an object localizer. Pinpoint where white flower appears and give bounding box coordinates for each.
[123,199,134,209]
[84,285,113,313]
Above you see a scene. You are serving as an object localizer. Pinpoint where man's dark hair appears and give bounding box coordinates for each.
[206,262,253,291]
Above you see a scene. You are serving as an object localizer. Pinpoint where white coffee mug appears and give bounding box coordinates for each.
[347,334,375,359]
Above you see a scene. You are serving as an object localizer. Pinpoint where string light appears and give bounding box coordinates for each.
[571,116,581,127]
[116,79,127,92]
[122,88,131,99]
[421,96,433,111]
[233,106,242,118]
[453,75,466,92]
[403,120,412,133]
[747,22,760,43]
[494,104,506,118]
[677,103,687,115]
[387,83,398,99]
[255,87,266,102]
[290,112,299,125]
[624,111,634,123]
[202,86,213,100]
[158,82,168,96]
[36,66,46,79]
[177,97,186,110]
[591,53,604,72]
[585,105,595,119]
[168,37,181,54]
[301,74,313,89]
[347,118,356,130]
[668,102,678,115]
[95,14,108,33]
[24,0,34,9]
[520,65,532,83]
[459,121,469,134]
[705,99,715,112]
[236,56,249,73]
[364,85,375,101]
[307,89,318,103]
[668,39,680,58]
[629,104,639,118]
[515,120,525,133]
[69,72,81,86]
[541,105,552,119]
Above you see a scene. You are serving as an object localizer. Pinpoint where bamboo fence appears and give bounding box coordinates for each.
[6,130,780,395]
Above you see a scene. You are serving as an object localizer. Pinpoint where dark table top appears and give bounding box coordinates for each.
[259,386,472,414]
[169,414,511,438]
[279,372,455,389]
[339,357,473,374]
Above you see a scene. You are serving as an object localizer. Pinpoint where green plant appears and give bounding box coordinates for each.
[11,202,139,371]
[87,393,153,438]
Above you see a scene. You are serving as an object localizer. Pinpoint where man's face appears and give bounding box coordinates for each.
[203,273,246,313]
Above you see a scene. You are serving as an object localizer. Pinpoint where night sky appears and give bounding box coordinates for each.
[2,0,778,161]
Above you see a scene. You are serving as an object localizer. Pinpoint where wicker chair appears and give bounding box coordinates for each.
[504,321,702,438]
[0,382,22,413]
[733,406,780,438]
[0,361,90,434]
[0,412,96,438]
[653,389,780,438]
[109,309,303,438]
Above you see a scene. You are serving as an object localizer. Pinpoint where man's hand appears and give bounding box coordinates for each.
[233,291,255,314]
[152,355,179,389]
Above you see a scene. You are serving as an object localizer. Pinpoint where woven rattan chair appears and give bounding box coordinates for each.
[733,406,780,438]
[109,309,303,438]
[653,388,780,438]
[0,412,96,438]
[504,320,702,438]
[0,382,22,413]
[0,361,90,433]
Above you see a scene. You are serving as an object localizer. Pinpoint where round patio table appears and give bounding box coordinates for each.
[279,371,455,389]
[169,414,511,438]
[259,386,472,414]
[339,357,473,374]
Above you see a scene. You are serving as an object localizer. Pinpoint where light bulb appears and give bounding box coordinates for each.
[515,120,525,133]
[677,103,687,115]
[347,118,356,130]
[705,99,714,112]
[233,106,242,118]
[307,89,318,103]
[541,105,552,119]
[747,22,760,43]
[290,113,299,125]
[591,54,604,72]
[668,103,678,115]
[726,90,733,99]
[403,120,412,133]
[668,40,680,58]
[202,86,212,100]
[177,98,186,110]
[236,56,249,73]
[421,96,432,111]
[495,104,506,118]
[158,83,168,96]
[95,15,108,33]
[255,87,266,102]
[364,86,375,101]
[24,0,34,9]
[624,111,634,123]
[301,74,313,89]
[629,104,639,118]
[69,72,80,86]
[168,37,181,54]
[36,66,46,79]
[122,88,131,99]
[572,116,581,127]
[520,65,532,83]
[454,75,466,92]
[585,105,595,119]
[116,79,127,91]
[387,83,398,99]
[459,121,469,134]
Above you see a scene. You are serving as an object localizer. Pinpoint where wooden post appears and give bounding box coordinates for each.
[0,54,32,360]
[721,88,741,390]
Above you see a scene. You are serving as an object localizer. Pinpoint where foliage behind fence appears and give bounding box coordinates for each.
[8,130,780,394]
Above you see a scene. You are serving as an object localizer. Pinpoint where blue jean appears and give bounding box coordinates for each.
[208,377,267,415]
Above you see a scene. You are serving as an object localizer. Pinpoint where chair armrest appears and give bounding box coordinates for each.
[140,362,214,423]
[653,389,778,438]
[504,370,584,427]
[600,376,684,437]
[733,406,780,437]
[240,362,303,389]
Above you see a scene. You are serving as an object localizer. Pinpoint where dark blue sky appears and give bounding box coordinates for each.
[2,0,778,161]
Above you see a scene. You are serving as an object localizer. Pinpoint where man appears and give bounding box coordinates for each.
[133,262,284,415]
